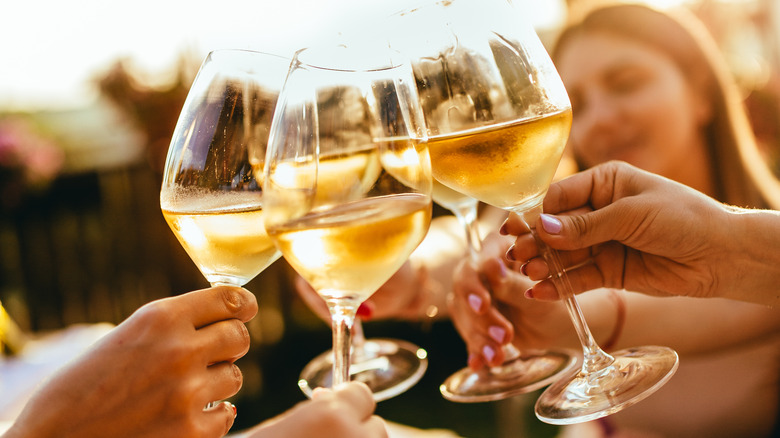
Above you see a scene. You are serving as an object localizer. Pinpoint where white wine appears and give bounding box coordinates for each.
[162,191,279,286]
[428,109,572,210]
[267,193,431,302]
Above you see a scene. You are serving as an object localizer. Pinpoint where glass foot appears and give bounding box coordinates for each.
[440,348,577,403]
[298,338,428,402]
[535,345,679,424]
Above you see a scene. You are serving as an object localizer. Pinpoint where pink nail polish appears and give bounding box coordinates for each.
[468,294,482,312]
[524,288,534,299]
[482,345,496,363]
[489,326,506,343]
[540,214,562,234]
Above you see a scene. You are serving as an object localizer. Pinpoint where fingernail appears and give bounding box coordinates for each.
[482,345,496,363]
[499,221,509,235]
[468,294,482,312]
[505,245,516,261]
[541,214,562,234]
[357,302,373,319]
[489,326,506,343]
[230,403,237,417]
[524,288,534,299]
[519,262,528,276]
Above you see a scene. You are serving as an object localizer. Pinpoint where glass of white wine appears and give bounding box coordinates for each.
[391,0,679,423]
[161,49,285,288]
[263,43,433,393]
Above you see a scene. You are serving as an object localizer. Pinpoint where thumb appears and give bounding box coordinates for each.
[535,205,624,251]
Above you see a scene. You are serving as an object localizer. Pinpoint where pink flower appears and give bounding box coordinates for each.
[0,117,64,186]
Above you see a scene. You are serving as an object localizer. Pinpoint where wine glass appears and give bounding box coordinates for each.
[432,181,577,403]
[391,0,678,423]
[263,44,433,394]
[297,318,428,402]
[159,49,288,405]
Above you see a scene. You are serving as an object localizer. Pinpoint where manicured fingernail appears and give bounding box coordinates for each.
[499,221,509,235]
[524,288,534,299]
[489,326,506,343]
[468,294,482,312]
[540,214,562,234]
[482,345,496,363]
[230,403,237,417]
[505,245,516,261]
[357,302,373,319]
[519,262,528,276]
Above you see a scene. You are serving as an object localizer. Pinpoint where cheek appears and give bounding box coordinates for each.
[641,88,702,147]
[567,136,601,169]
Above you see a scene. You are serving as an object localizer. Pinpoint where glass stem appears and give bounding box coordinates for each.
[519,205,614,374]
[327,298,359,387]
[452,200,482,264]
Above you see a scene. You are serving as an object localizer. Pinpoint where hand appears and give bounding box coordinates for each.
[505,161,780,306]
[242,382,387,438]
[448,232,569,369]
[5,286,258,438]
[293,261,424,321]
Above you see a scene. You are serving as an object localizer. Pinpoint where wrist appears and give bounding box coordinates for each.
[724,207,780,306]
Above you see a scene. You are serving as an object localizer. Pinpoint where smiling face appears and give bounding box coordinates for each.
[555,30,713,188]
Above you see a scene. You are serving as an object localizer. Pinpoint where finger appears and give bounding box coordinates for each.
[501,214,531,237]
[205,362,244,402]
[478,256,515,295]
[451,260,493,314]
[525,258,614,301]
[197,318,251,364]
[364,415,389,438]
[542,164,610,214]
[173,286,258,329]
[331,382,376,421]
[507,233,540,263]
[467,307,513,367]
[524,279,560,301]
[521,257,551,281]
[201,401,237,438]
[452,296,513,364]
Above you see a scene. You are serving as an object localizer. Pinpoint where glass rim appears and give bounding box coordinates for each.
[291,45,407,73]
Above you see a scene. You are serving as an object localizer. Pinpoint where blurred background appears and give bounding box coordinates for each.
[1,0,778,436]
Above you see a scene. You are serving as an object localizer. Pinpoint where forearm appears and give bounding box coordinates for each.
[724,207,780,307]
[613,293,780,354]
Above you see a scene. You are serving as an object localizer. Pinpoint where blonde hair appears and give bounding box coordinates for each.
[553,2,780,209]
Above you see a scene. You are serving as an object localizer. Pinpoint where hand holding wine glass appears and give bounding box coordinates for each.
[390,0,678,423]
[263,44,432,392]
[160,49,288,408]
[431,182,576,402]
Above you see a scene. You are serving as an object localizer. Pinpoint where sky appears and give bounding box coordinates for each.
[0,0,688,112]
